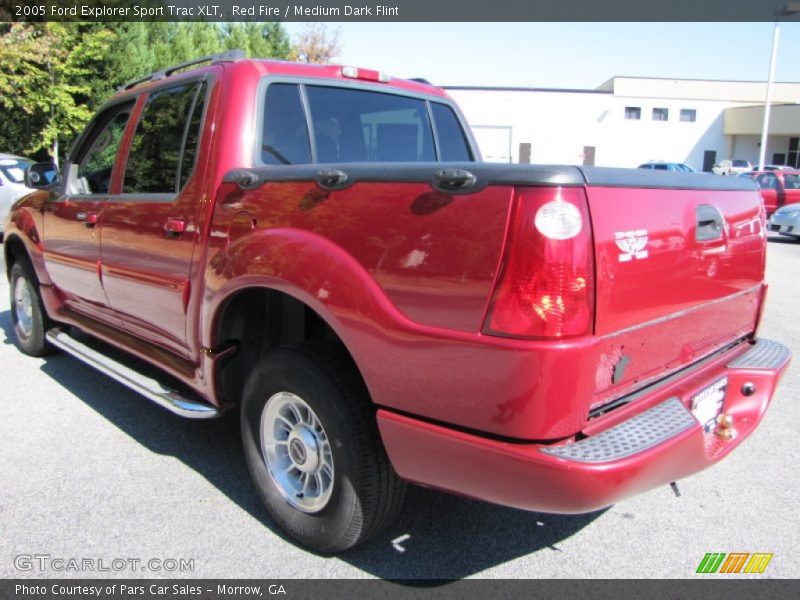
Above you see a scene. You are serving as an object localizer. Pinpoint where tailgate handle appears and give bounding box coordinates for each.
[696,204,724,242]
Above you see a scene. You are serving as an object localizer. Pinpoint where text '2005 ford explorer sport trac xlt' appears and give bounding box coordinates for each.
[5,51,791,553]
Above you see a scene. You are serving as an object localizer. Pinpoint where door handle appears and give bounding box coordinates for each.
[164,218,187,237]
[76,212,99,228]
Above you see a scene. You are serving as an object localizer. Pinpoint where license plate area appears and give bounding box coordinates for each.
[691,377,727,432]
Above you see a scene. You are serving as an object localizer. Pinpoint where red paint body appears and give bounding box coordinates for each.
[4,59,790,514]
[744,169,800,215]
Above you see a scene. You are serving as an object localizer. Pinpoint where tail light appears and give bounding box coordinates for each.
[483,186,594,339]
[341,66,390,83]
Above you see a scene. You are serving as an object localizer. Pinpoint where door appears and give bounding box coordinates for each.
[755,172,780,214]
[582,146,596,167]
[519,142,531,164]
[703,150,717,172]
[100,79,211,355]
[43,103,134,311]
[780,173,800,209]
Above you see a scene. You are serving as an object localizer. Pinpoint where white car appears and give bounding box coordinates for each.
[0,153,35,235]
[712,159,752,176]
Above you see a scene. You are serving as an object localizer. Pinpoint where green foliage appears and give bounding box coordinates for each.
[0,22,295,163]
[0,23,113,161]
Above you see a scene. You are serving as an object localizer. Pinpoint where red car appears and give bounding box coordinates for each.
[4,52,790,553]
[741,169,800,216]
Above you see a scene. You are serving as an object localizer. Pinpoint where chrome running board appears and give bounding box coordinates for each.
[45,328,221,419]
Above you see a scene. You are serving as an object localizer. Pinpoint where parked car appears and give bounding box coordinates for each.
[749,164,794,172]
[740,169,800,215]
[637,161,696,173]
[4,52,790,553]
[769,203,800,239]
[713,159,752,176]
[0,153,35,236]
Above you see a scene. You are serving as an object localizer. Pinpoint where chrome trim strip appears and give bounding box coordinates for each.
[45,328,221,419]
[597,285,761,340]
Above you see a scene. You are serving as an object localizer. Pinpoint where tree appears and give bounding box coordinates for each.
[0,23,113,165]
[0,21,298,162]
[289,24,341,64]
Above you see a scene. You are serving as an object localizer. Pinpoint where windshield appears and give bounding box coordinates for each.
[0,157,33,184]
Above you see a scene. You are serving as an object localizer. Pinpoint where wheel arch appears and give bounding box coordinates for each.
[209,283,368,408]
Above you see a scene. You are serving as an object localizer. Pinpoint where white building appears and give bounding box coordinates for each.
[446,76,800,171]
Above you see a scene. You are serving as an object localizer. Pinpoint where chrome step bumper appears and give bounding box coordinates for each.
[727,338,791,370]
[542,338,790,464]
[45,328,221,419]
[541,397,696,463]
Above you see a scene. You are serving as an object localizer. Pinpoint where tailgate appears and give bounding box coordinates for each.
[581,169,765,405]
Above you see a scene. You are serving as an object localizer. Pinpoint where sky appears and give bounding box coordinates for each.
[283,22,800,89]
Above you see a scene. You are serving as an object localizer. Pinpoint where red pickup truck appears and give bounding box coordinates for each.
[4,52,791,553]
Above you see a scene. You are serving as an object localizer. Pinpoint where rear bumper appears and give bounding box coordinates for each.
[378,338,790,513]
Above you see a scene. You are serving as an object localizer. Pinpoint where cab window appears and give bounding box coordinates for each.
[123,81,207,195]
[71,105,133,195]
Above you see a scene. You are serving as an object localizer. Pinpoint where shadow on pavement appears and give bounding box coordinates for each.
[1,308,604,580]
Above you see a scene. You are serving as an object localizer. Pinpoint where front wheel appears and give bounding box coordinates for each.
[9,261,54,357]
[240,342,406,553]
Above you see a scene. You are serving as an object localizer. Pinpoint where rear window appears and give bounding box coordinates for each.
[430,103,472,161]
[261,84,311,165]
[306,85,435,163]
[259,83,472,164]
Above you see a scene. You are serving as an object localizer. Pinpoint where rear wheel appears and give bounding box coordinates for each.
[241,342,406,553]
[9,261,54,357]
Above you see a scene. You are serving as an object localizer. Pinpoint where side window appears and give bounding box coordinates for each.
[262,84,311,165]
[74,106,132,195]
[430,103,472,161]
[756,173,778,190]
[783,174,799,190]
[178,81,208,190]
[123,82,205,195]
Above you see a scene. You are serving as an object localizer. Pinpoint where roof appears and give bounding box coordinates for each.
[115,54,447,100]
[600,76,800,103]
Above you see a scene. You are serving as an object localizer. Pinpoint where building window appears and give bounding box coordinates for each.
[789,137,799,169]
[680,109,697,122]
[624,106,641,120]
[652,108,669,121]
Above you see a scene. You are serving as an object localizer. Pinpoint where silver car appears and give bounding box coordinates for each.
[769,204,800,240]
[0,153,35,235]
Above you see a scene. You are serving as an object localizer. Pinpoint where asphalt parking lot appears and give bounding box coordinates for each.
[0,235,798,580]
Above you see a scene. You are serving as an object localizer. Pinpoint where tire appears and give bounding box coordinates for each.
[240,342,406,553]
[9,261,55,357]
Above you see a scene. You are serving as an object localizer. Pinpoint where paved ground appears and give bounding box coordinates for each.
[0,235,798,580]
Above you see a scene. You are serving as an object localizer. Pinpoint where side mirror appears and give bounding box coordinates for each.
[25,163,60,189]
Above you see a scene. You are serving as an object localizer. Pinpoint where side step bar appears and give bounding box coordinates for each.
[45,328,222,419]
